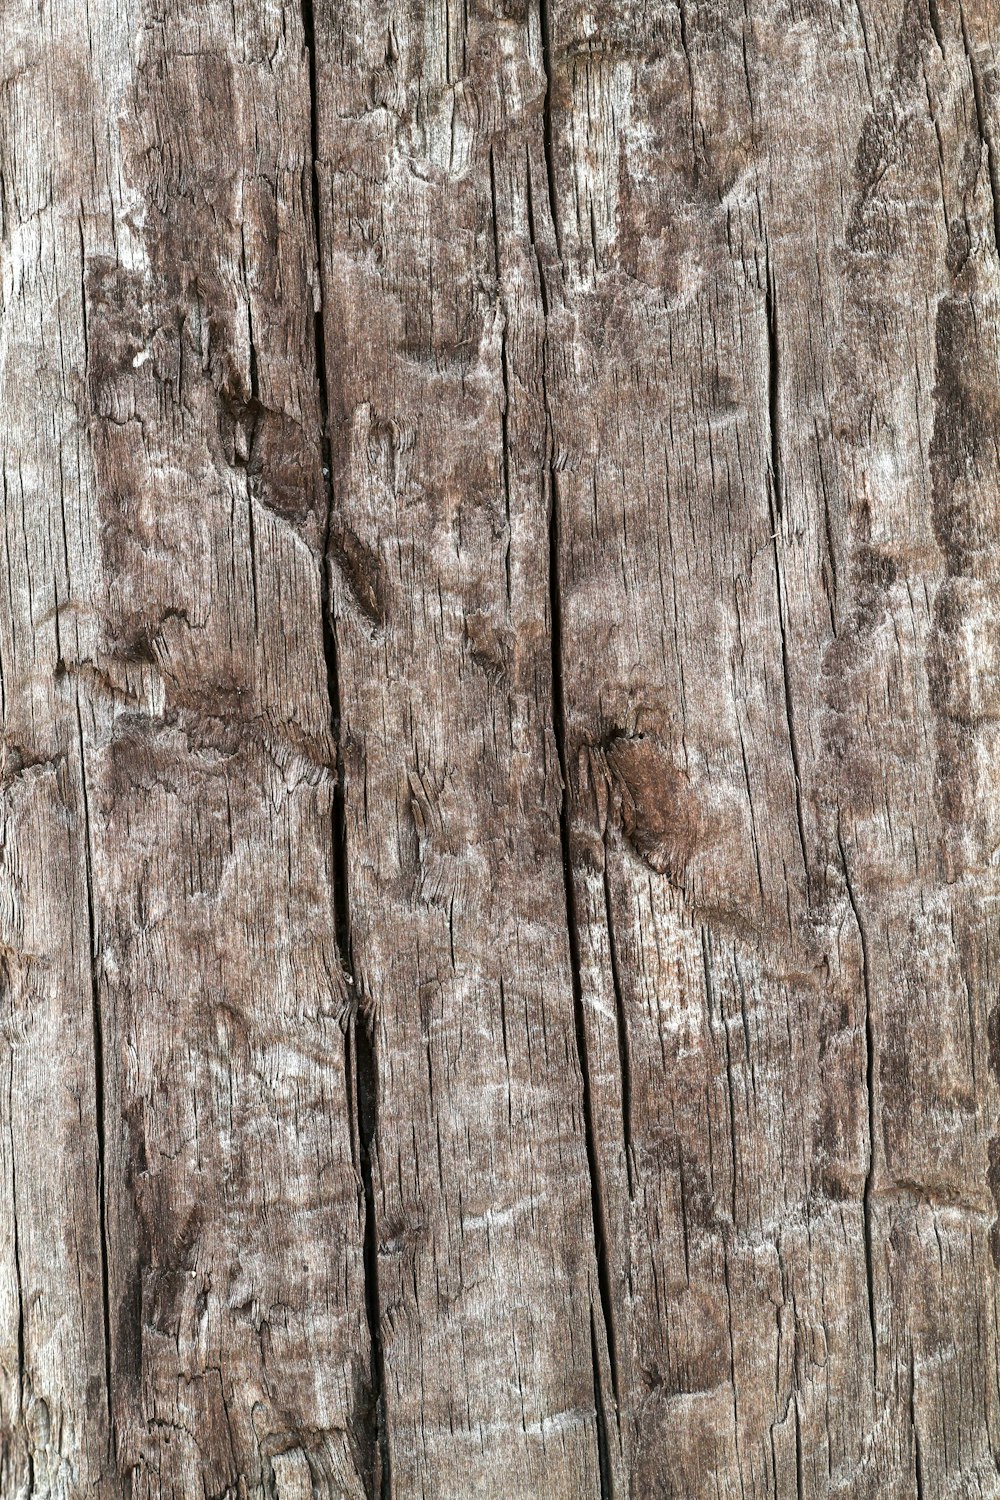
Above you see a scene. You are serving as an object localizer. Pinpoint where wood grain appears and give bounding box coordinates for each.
[1,0,998,1496]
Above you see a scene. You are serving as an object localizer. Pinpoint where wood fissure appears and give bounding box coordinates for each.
[765,263,810,888]
[6,1061,24,1419]
[301,5,389,1493]
[548,455,621,1481]
[601,842,634,1200]
[589,1307,614,1500]
[76,691,116,1460]
[960,6,1000,261]
[838,823,881,1392]
[537,0,563,263]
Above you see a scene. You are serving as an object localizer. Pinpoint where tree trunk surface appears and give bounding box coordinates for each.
[2,0,999,1496]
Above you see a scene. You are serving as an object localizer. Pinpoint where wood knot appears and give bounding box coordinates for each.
[598,732,698,880]
[218,379,319,527]
[328,516,387,626]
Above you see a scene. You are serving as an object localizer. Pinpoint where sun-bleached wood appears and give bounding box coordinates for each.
[1,1,998,1497]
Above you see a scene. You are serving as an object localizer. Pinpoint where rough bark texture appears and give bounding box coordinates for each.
[2,0,999,1496]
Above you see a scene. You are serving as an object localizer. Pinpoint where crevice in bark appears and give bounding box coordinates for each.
[77,216,89,370]
[677,0,697,161]
[764,265,809,886]
[537,0,562,259]
[301,6,389,1495]
[7,1061,24,1413]
[678,1151,691,1285]
[590,1307,613,1500]
[548,458,620,1491]
[488,146,514,610]
[814,416,839,635]
[74,696,115,1459]
[837,823,879,1391]
[534,110,619,1477]
[526,153,549,321]
[602,837,634,1198]
[765,265,783,524]
[703,926,739,1227]
[737,723,767,901]
[243,259,261,633]
[909,1354,925,1499]
[960,6,1000,261]
[720,1240,744,1489]
[914,1429,926,1500]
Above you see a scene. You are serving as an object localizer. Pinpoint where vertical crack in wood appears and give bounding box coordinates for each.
[719,1238,746,1497]
[488,146,514,610]
[909,1351,925,1498]
[589,1307,613,1500]
[814,417,839,634]
[601,836,634,1199]
[927,0,946,59]
[678,1152,691,1286]
[537,0,562,261]
[531,73,618,1472]
[960,5,1000,261]
[241,237,261,634]
[702,926,738,1227]
[764,264,809,886]
[7,1059,24,1418]
[703,931,745,1487]
[74,693,115,1460]
[837,823,879,1392]
[547,450,619,1498]
[794,1395,805,1500]
[676,0,697,159]
[300,5,390,1493]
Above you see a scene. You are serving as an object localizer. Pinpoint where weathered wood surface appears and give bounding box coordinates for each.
[2,0,999,1495]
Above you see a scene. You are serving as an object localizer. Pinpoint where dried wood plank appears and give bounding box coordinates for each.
[1,0,999,1497]
[2,4,371,1496]
[311,4,607,1494]
[544,1,1000,1496]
